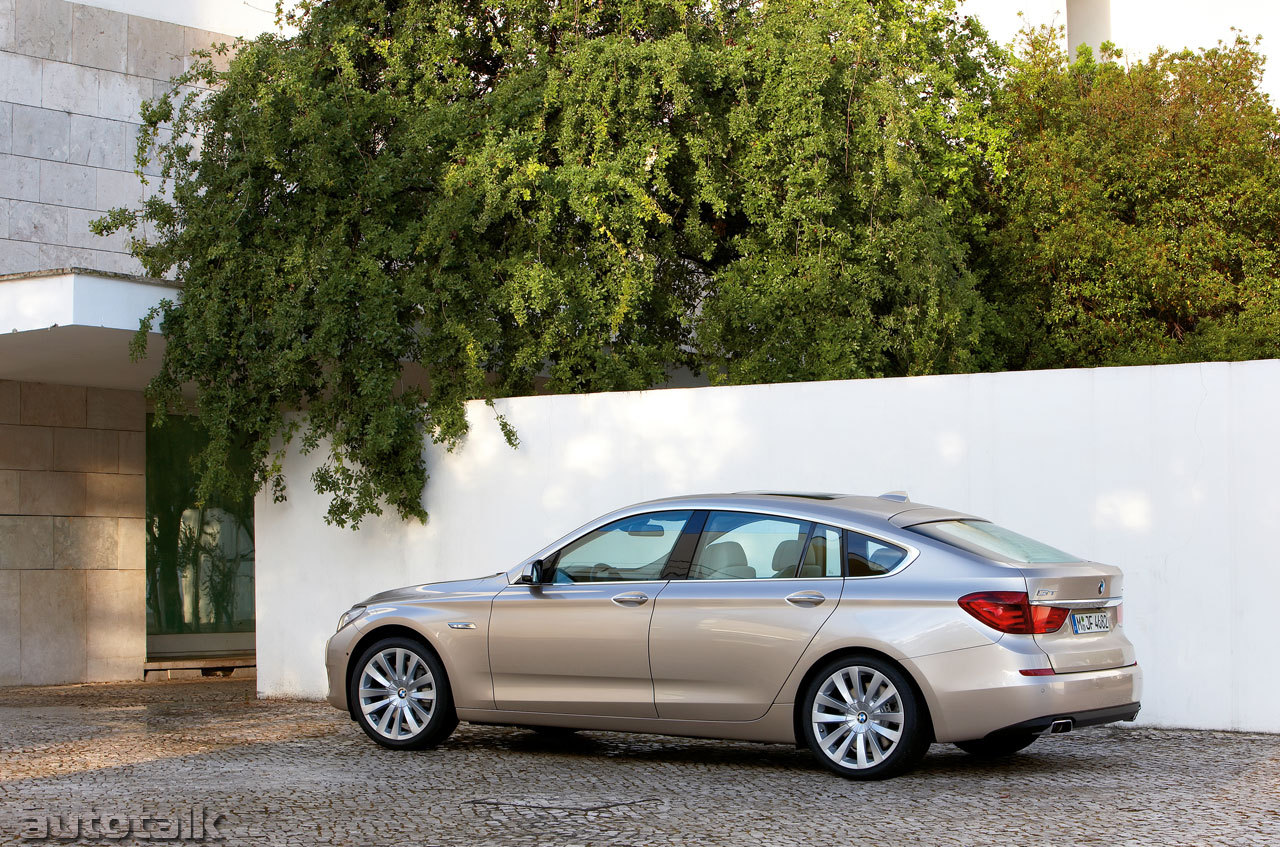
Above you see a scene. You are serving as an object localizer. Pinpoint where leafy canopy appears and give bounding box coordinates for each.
[100,0,1005,526]
[986,30,1280,369]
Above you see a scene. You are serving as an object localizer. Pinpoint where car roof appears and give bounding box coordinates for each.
[627,491,981,528]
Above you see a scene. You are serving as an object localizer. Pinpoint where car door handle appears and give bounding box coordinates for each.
[611,592,650,607]
[785,590,826,607]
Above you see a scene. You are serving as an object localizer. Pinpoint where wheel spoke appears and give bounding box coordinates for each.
[410,689,435,702]
[867,734,884,764]
[812,712,847,723]
[365,665,391,688]
[815,693,847,713]
[872,710,903,724]
[864,672,886,703]
[855,732,869,768]
[851,669,866,700]
[408,699,432,724]
[831,729,855,763]
[832,671,854,705]
[376,703,395,734]
[870,687,897,710]
[402,704,421,733]
[407,673,433,692]
[870,722,901,743]
[375,653,395,681]
[822,722,852,752]
[361,697,391,715]
[359,687,388,698]
[391,705,403,737]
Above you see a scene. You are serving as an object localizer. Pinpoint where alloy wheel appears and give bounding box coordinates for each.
[810,664,905,770]
[358,647,436,741]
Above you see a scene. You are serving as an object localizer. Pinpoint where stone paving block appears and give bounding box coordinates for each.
[0,235,41,272]
[7,198,66,243]
[85,568,143,680]
[0,514,53,568]
[52,426,118,473]
[0,0,15,52]
[39,58,99,115]
[68,113,134,170]
[70,3,126,72]
[116,516,144,570]
[0,380,17,424]
[84,472,143,518]
[117,429,143,475]
[97,69,150,123]
[65,205,125,251]
[0,101,10,154]
[93,165,143,211]
[17,470,85,515]
[0,469,17,512]
[0,422,52,469]
[10,103,68,161]
[0,152,40,201]
[0,197,8,240]
[53,515,118,568]
[0,49,41,107]
[18,568,86,683]
[0,570,17,684]
[37,159,94,208]
[86,388,143,431]
[126,15,184,81]
[19,382,84,427]
[14,0,68,61]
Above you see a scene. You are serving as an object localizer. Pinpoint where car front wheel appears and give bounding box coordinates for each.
[350,637,457,750]
[800,655,929,780]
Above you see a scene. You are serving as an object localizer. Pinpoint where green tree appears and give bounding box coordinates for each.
[985,29,1280,369]
[99,0,1003,525]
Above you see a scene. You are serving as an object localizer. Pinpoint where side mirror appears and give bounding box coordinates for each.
[517,559,545,586]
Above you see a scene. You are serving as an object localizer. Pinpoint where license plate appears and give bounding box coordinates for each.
[1071,611,1111,634]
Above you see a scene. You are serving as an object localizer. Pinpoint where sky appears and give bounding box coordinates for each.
[957,0,1280,101]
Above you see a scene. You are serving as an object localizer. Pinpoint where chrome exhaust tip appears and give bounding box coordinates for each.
[1049,718,1074,734]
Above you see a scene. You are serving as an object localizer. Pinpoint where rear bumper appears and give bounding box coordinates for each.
[986,701,1140,737]
[905,642,1143,743]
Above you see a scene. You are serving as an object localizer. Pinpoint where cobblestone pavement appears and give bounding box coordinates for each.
[1,677,1277,846]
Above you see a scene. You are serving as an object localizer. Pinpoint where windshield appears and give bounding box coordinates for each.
[910,520,1078,564]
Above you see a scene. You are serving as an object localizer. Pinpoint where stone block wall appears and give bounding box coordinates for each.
[0,378,146,684]
[0,0,233,276]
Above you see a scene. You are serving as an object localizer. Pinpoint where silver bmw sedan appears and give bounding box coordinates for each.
[324,492,1141,779]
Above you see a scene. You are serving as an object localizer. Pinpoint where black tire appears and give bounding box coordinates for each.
[955,731,1038,759]
[349,636,458,750]
[799,654,930,780]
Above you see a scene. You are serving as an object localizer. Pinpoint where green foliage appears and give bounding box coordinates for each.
[985,29,1280,369]
[101,0,1004,526]
[688,0,1005,383]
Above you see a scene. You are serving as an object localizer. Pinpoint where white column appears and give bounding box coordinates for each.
[1067,0,1112,58]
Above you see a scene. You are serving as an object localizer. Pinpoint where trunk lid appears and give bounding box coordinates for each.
[1021,562,1135,672]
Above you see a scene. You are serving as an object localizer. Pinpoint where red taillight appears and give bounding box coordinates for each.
[958,591,1069,634]
[1019,668,1057,676]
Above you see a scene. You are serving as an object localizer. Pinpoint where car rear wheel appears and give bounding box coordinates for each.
[350,637,457,750]
[800,655,929,780]
[955,731,1038,758]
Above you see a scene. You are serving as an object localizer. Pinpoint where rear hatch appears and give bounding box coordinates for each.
[1021,562,1135,672]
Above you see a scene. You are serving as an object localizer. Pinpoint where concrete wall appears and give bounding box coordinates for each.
[0,0,232,276]
[0,378,145,684]
[255,359,1280,733]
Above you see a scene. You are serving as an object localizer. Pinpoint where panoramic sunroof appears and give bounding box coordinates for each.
[735,491,848,500]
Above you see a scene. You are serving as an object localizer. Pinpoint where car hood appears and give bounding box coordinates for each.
[360,573,509,606]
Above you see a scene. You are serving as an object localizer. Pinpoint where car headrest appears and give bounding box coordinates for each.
[702,541,748,570]
[772,539,801,573]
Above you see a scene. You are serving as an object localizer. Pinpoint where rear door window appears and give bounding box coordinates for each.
[689,512,813,580]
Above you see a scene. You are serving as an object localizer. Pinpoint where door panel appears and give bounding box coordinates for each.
[649,577,843,721]
[488,581,666,716]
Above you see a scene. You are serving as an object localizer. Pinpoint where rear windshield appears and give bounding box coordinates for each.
[909,520,1078,564]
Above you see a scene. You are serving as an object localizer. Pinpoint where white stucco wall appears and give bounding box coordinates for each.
[255,359,1280,734]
